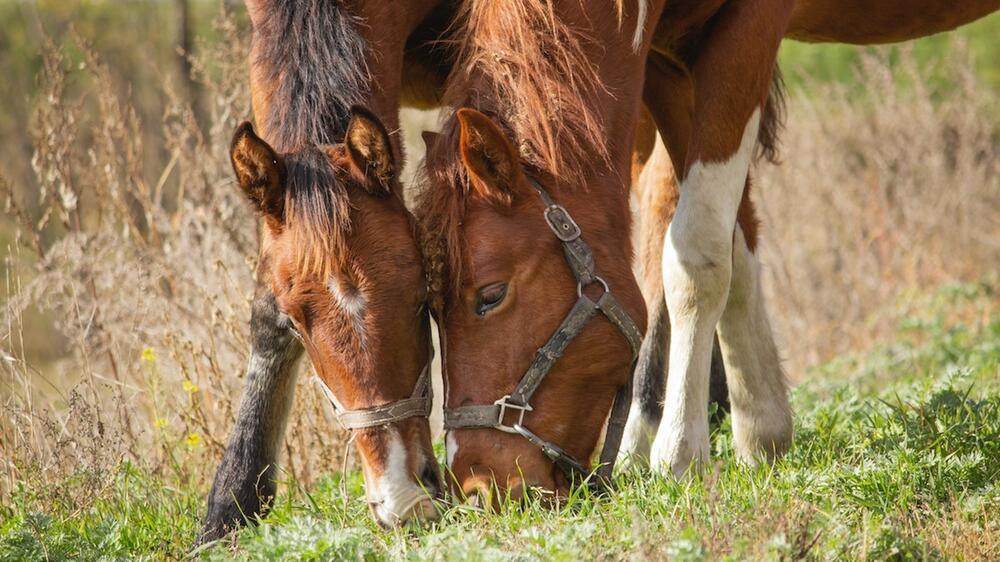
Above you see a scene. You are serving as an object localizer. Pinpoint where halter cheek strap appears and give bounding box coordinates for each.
[443,176,643,492]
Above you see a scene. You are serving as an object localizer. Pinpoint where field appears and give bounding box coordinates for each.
[1,3,998,561]
[3,286,997,560]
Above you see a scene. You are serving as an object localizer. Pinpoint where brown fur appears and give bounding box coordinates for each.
[443,0,609,181]
[207,0,448,535]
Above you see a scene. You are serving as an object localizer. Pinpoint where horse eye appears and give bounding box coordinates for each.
[475,282,508,316]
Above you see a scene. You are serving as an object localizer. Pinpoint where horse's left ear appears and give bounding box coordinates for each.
[230,122,286,225]
[345,106,395,193]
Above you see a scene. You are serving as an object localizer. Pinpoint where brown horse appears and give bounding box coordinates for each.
[417,0,653,503]
[418,0,998,501]
[197,0,452,542]
[622,0,999,478]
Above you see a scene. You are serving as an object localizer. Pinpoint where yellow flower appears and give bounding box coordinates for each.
[153,417,168,429]
[182,380,199,394]
[185,433,202,447]
[141,347,156,364]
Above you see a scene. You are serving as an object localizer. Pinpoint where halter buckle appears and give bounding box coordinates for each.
[493,395,533,433]
[544,205,582,242]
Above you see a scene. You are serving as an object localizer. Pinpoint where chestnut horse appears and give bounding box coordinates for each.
[621,0,999,478]
[418,0,998,502]
[417,0,653,503]
[196,0,452,543]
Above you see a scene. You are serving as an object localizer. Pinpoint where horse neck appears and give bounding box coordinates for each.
[247,1,437,153]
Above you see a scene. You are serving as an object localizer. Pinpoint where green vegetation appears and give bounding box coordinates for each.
[779,12,1000,90]
[2,284,997,560]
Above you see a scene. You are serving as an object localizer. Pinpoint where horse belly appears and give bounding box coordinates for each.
[787,0,999,44]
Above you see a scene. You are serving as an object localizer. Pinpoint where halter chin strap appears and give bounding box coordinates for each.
[443,176,642,492]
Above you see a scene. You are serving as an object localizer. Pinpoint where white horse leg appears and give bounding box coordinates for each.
[718,225,792,464]
[651,109,762,478]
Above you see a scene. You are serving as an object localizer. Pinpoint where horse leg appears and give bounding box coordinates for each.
[195,287,303,545]
[621,62,732,465]
[650,0,792,478]
[718,191,792,465]
[621,111,676,464]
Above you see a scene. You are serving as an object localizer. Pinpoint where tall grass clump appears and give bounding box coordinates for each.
[757,41,1000,375]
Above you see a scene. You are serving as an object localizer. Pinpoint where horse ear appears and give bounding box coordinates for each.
[230,122,285,223]
[456,108,523,207]
[345,106,395,193]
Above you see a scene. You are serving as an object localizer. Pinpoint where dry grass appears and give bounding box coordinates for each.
[756,41,1000,376]
[0,8,349,506]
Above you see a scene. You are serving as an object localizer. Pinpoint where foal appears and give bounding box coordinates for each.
[225,109,440,528]
[198,0,451,540]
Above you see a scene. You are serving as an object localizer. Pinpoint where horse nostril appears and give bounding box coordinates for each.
[462,476,496,511]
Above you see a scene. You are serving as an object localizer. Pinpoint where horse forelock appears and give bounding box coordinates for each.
[418,0,622,307]
[254,0,370,152]
[282,148,353,278]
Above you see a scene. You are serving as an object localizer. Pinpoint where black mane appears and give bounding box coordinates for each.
[254,0,370,152]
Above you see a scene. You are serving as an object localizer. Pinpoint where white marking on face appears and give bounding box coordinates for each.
[366,429,433,527]
[651,108,762,478]
[446,431,458,468]
[327,275,368,341]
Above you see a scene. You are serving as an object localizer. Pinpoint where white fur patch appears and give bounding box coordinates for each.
[632,0,648,51]
[651,108,762,478]
[327,275,367,341]
[367,429,432,526]
[618,404,656,466]
[446,431,458,469]
[717,228,792,464]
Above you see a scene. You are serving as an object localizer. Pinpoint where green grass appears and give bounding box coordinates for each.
[2,283,998,561]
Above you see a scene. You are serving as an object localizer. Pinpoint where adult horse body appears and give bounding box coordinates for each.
[197,0,452,543]
[622,0,999,477]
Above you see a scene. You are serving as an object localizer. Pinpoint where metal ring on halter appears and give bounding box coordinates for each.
[493,395,533,434]
[577,275,610,299]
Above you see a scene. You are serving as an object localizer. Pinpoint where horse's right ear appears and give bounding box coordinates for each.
[456,108,524,208]
[230,122,285,224]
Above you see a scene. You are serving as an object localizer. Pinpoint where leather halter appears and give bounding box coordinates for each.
[316,360,433,430]
[443,176,643,491]
[286,321,434,430]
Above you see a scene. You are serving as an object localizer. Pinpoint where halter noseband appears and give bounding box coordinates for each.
[285,321,434,430]
[443,176,642,491]
[316,359,433,430]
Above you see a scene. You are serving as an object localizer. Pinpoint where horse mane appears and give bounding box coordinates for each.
[283,147,353,278]
[443,0,609,181]
[253,0,369,152]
